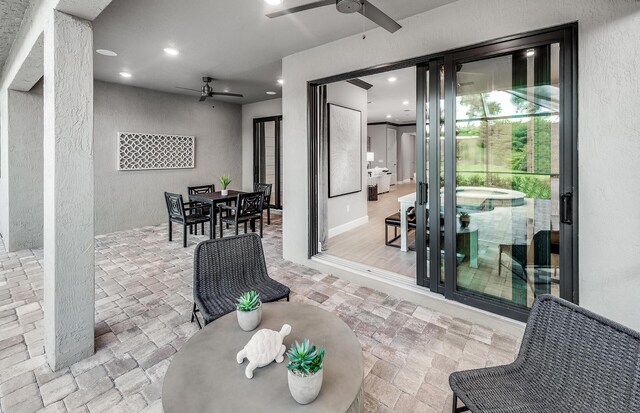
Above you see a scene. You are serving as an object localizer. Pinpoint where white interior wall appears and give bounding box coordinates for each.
[326,82,368,237]
[282,0,640,330]
[94,80,242,235]
[241,98,282,192]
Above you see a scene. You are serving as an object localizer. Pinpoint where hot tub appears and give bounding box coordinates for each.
[455,186,526,210]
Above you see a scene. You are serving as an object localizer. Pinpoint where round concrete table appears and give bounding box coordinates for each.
[162,302,364,413]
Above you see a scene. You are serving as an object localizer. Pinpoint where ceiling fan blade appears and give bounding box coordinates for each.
[347,78,373,90]
[359,1,401,33]
[175,87,201,93]
[266,0,334,18]
[211,92,244,98]
[199,95,207,102]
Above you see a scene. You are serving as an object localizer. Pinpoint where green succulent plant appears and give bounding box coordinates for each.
[236,291,260,312]
[286,339,325,376]
[219,174,232,190]
[460,211,470,219]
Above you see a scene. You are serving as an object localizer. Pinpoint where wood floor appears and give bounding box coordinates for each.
[326,182,418,279]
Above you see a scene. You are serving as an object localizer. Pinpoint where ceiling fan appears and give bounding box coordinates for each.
[267,0,402,34]
[176,77,244,102]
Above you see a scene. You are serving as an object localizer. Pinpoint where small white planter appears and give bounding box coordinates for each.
[288,368,323,405]
[221,189,229,196]
[237,302,262,331]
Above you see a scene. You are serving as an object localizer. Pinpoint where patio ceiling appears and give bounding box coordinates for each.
[92,0,459,104]
[0,0,31,74]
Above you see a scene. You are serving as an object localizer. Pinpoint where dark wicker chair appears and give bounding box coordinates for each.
[191,233,290,328]
[254,183,273,224]
[449,295,640,413]
[164,192,211,248]
[219,192,264,238]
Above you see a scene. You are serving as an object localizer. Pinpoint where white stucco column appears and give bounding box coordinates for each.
[43,9,95,370]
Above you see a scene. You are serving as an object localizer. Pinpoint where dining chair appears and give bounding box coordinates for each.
[254,183,273,224]
[164,192,212,247]
[188,184,216,234]
[219,192,264,238]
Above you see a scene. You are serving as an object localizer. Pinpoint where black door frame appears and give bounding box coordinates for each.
[253,115,283,209]
[307,23,578,321]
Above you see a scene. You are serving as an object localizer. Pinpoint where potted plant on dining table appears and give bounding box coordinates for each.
[219,174,232,196]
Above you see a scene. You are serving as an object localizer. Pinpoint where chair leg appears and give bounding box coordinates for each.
[286,294,290,302]
[210,218,214,240]
[168,220,172,241]
[194,224,198,235]
[183,225,187,248]
[191,303,202,329]
[201,222,205,235]
[452,393,469,413]
[189,225,193,235]
[244,221,248,234]
[235,224,239,236]
[267,206,271,225]
[260,216,263,238]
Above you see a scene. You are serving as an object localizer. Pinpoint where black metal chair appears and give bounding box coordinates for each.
[187,184,216,235]
[385,207,417,248]
[164,192,211,248]
[219,192,264,238]
[449,295,640,413]
[254,183,273,224]
[191,233,290,328]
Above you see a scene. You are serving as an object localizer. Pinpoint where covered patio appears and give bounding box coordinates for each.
[0,217,520,412]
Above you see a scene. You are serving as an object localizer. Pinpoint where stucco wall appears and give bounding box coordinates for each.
[7,81,44,249]
[282,0,640,329]
[93,80,242,235]
[241,98,282,192]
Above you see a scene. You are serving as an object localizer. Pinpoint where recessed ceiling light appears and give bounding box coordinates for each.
[96,49,117,57]
[266,91,277,95]
[386,114,392,118]
[277,79,284,85]
[164,47,179,56]
[388,77,397,83]
[119,72,132,78]
[402,100,409,105]
[223,88,230,93]
[264,0,281,4]
[526,49,535,57]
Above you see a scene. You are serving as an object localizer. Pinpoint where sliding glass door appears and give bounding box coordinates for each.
[254,116,283,209]
[416,27,577,320]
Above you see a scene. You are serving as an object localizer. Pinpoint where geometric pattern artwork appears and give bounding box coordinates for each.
[117,132,195,170]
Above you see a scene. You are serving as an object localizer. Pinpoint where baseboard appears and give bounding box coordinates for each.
[328,215,369,239]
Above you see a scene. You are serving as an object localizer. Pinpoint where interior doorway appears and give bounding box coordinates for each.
[253,116,283,209]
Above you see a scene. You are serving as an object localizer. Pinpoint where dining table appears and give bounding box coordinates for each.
[189,190,246,239]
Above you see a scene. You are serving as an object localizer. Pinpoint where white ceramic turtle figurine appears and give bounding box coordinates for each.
[236,324,291,379]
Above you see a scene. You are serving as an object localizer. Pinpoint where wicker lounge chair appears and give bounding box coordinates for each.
[449,294,640,412]
[191,233,290,328]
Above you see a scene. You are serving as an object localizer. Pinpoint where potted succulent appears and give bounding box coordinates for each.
[236,291,262,331]
[286,339,325,405]
[459,211,470,228]
[219,174,232,196]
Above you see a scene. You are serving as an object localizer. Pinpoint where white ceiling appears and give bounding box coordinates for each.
[0,0,31,74]
[357,66,416,124]
[92,0,457,104]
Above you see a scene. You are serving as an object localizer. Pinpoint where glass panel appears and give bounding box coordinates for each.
[454,44,561,309]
